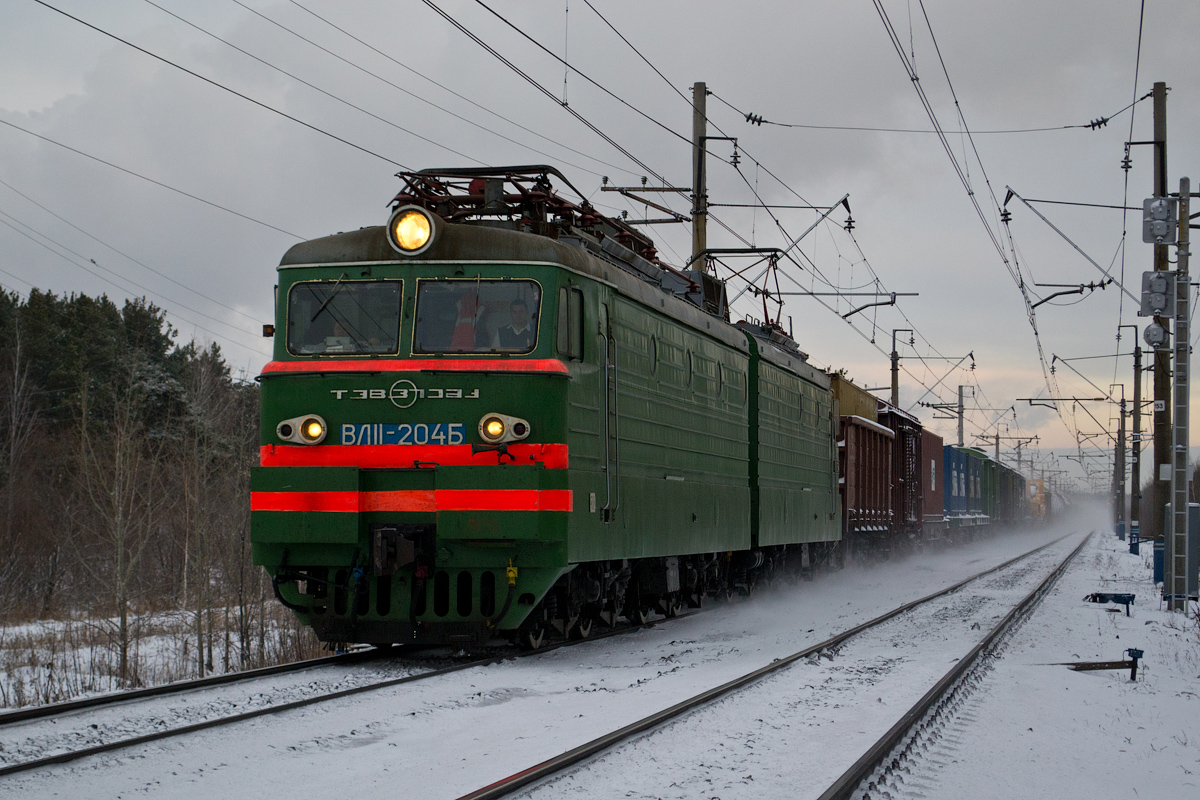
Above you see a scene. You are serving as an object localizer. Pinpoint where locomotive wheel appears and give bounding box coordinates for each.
[521,625,546,651]
[569,616,594,640]
[516,607,550,651]
[660,594,682,618]
[629,605,653,626]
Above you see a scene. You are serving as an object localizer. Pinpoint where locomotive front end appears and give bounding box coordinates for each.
[251,210,573,647]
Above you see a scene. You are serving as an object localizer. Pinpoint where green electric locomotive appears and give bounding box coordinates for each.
[252,167,840,648]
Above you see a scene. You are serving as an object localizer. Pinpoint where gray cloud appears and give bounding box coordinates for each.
[2,0,1197,487]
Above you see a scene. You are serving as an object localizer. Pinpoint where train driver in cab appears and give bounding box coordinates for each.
[493,296,536,351]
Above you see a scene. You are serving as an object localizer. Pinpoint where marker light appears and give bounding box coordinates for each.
[277,414,328,445]
[478,413,530,444]
[387,205,437,255]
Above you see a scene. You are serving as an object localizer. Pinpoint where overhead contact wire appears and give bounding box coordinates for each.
[32,0,410,170]
[0,118,302,239]
[141,0,481,164]
[419,0,669,186]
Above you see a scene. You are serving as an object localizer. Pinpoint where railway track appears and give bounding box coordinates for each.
[0,647,386,727]
[0,604,693,778]
[817,533,1091,800]
[0,532,1077,790]
[452,531,1086,800]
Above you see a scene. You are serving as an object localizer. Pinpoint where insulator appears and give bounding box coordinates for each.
[844,215,855,232]
[1000,208,1012,224]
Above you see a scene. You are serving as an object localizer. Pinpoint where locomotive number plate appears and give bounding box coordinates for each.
[340,423,466,446]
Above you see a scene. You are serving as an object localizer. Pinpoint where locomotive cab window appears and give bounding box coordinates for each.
[286,279,402,355]
[556,286,583,360]
[414,279,541,354]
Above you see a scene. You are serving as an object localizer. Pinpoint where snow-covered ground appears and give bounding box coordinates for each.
[0,607,321,710]
[916,520,1200,798]
[2,503,1196,799]
[0,657,433,768]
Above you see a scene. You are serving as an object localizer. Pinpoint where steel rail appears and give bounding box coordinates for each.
[816,531,1092,800]
[0,607,689,778]
[453,531,1079,800]
[0,647,384,727]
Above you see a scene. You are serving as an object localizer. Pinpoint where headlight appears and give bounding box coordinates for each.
[386,205,438,255]
[302,418,325,442]
[277,414,328,445]
[479,413,530,444]
[483,417,506,440]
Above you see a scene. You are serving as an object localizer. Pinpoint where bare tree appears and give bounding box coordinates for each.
[73,357,168,687]
[0,327,39,610]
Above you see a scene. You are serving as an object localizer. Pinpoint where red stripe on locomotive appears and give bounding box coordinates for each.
[251,488,573,513]
[260,443,569,469]
[258,358,570,375]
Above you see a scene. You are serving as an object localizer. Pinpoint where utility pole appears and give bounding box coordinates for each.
[981,433,1037,468]
[1132,339,1142,544]
[1167,176,1191,611]
[958,386,965,446]
[1114,392,1127,538]
[1150,81,1171,545]
[956,385,973,447]
[692,81,708,269]
[891,328,912,408]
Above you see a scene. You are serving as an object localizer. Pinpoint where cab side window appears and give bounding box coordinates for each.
[557,287,584,360]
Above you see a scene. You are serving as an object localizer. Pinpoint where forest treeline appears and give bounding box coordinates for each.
[0,288,299,689]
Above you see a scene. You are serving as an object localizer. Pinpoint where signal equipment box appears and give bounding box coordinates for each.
[1140,270,1176,317]
[1143,197,1178,244]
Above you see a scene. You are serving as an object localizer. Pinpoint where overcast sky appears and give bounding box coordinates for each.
[3,0,1198,490]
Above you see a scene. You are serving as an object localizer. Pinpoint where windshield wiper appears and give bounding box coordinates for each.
[310,273,347,322]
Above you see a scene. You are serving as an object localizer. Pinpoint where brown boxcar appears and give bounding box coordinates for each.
[877,404,923,538]
[920,428,946,539]
[839,415,894,538]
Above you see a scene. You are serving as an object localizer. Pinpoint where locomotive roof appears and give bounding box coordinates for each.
[278,219,751,353]
[276,166,852,381]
